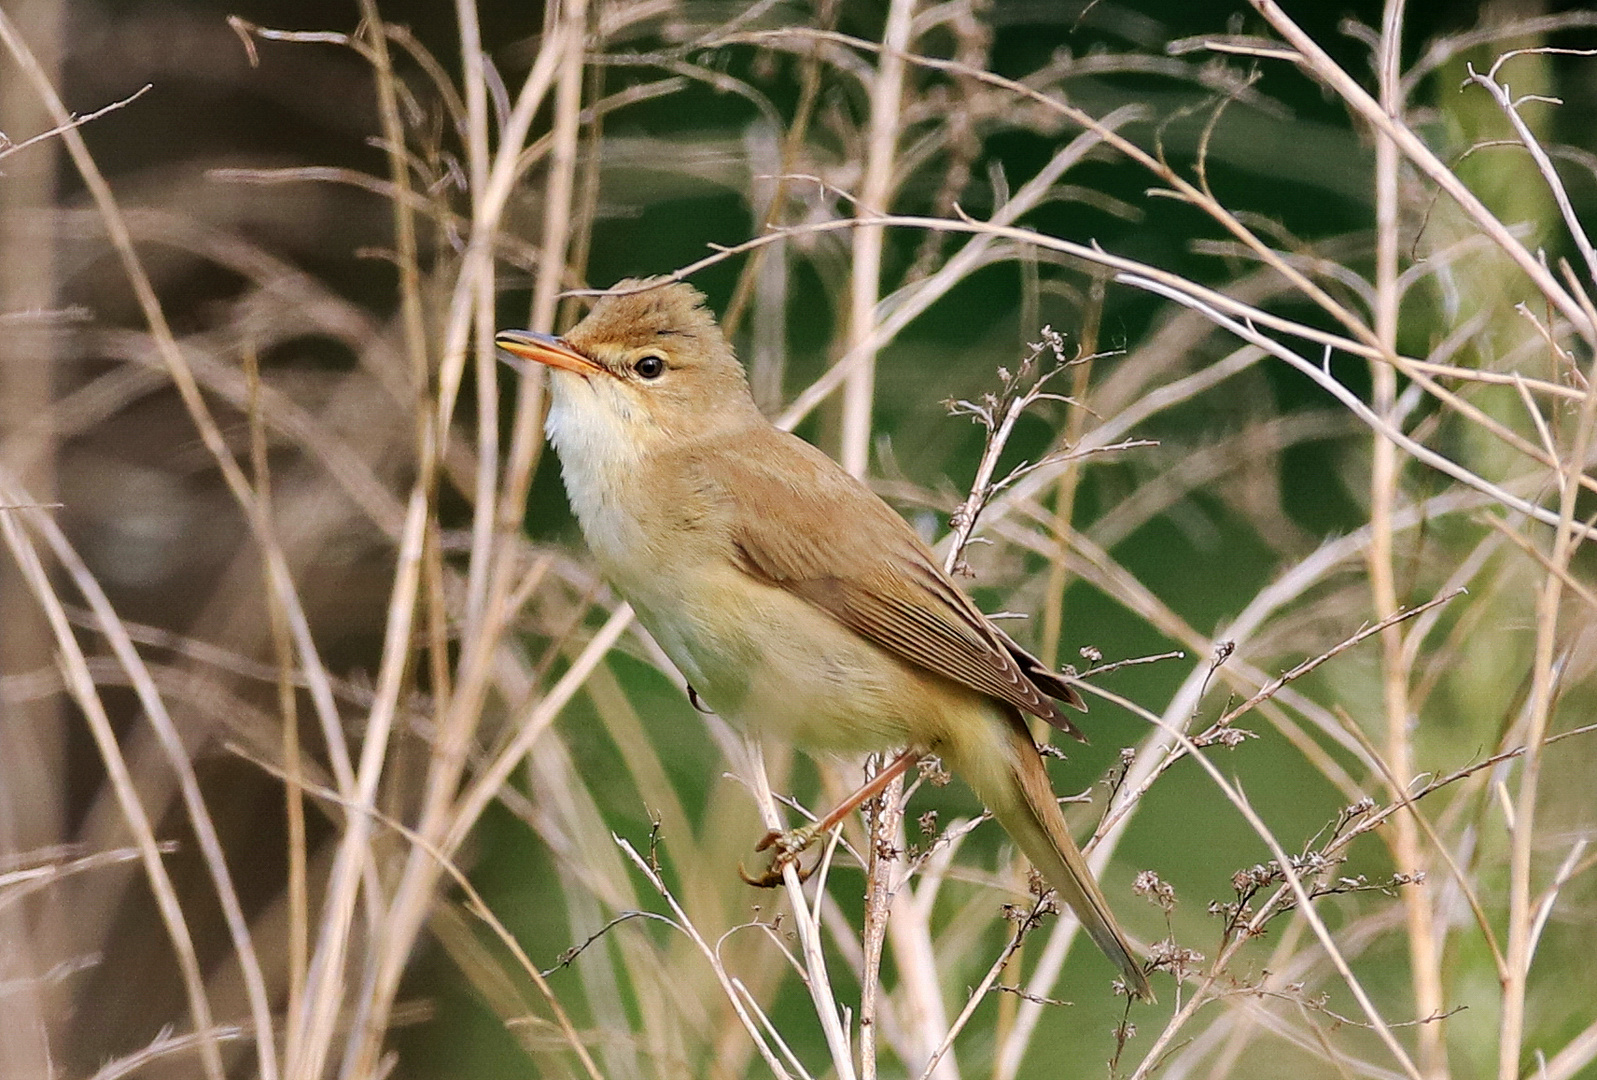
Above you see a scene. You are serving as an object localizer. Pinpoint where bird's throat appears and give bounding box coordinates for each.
[543,372,659,570]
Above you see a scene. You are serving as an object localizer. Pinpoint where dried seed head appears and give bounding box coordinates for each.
[1133,869,1177,910]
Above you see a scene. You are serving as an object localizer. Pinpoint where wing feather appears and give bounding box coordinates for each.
[703,429,1086,738]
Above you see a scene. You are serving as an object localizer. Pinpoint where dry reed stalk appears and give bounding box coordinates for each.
[845,15,919,1065]
[0,3,66,1077]
[743,740,859,1080]
[1368,6,1446,1075]
[840,0,914,480]
[338,12,585,1073]
[455,0,500,644]
[281,10,442,1070]
[1500,249,1597,1080]
[245,341,310,1035]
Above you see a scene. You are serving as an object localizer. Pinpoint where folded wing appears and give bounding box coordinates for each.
[702,429,1087,739]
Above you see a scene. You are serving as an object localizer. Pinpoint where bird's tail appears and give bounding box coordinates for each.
[966,715,1154,1001]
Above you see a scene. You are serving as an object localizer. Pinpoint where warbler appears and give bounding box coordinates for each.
[496,278,1151,998]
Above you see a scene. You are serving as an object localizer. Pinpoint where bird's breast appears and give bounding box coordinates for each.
[544,381,981,754]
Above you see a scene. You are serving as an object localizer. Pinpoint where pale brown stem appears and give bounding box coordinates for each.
[0,14,368,1080]
[847,6,916,1075]
[666,209,1597,528]
[306,10,462,1067]
[455,0,499,642]
[1127,277,1597,539]
[0,7,360,790]
[1104,686,1427,1080]
[841,0,915,478]
[1500,300,1597,1080]
[915,897,1050,1080]
[858,764,906,1080]
[9,477,289,1080]
[431,18,569,448]
[945,364,1046,572]
[745,740,860,1079]
[720,0,832,341]
[1542,1015,1597,1080]
[997,478,1498,1078]
[662,213,1583,435]
[297,482,430,1080]
[245,343,307,1062]
[720,27,1377,350]
[1000,291,1099,1066]
[252,755,605,1080]
[886,876,954,1080]
[0,1,64,1073]
[358,0,452,725]
[357,1,428,424]
[616,833,800,1079]
[1486,515,1597,613]
[342,15,580,1074]
[1370,5,1446,1076]
[502,0,587,512]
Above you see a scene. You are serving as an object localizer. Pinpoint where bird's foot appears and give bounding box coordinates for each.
[738,825,819,888]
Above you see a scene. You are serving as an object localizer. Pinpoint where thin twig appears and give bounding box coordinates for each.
[0,83,150,164]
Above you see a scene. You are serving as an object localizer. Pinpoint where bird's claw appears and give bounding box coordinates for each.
[738,826,819,888]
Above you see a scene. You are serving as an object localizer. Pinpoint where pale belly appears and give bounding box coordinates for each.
[547,379,1005,759]
[617,562,944,755]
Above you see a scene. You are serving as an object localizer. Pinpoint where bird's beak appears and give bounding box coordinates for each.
[494,329,603,377]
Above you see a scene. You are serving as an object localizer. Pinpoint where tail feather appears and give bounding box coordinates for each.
[978,718,1154,1001]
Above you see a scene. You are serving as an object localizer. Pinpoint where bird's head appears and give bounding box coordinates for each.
[495,278,760,451]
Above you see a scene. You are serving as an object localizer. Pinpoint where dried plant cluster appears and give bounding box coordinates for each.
[0,1,1594,1079]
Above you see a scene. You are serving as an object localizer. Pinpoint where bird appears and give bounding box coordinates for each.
[495,277,1152,999]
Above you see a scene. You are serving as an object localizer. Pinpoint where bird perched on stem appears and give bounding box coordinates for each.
[496,277,1152,1000]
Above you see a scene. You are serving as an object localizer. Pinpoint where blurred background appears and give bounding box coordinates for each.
[1,0,1595,1077]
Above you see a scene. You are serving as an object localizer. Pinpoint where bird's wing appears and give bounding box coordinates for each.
[700,429,1086,738]
[995,626,1089,712]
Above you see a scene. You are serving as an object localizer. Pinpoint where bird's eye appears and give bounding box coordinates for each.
[633,352,666,379]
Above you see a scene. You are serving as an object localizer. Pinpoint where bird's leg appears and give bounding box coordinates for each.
[739,749,921,888]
